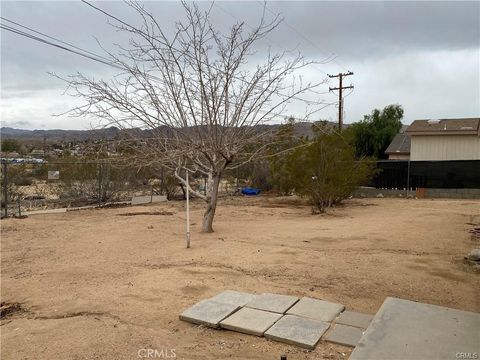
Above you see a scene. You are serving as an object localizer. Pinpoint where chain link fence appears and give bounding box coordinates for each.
[0,160,246,218]
[0,160,181,217]
[372,160,480,190]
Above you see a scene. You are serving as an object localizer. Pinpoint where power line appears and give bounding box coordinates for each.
[213,2,331,77]
[259,1,349,72]
[1,11,337,119]
[1,19,211,95]
[0,20,335,119]
[212,2,334,101]
[254,1,355,118]
[0,23,122,70]
[79,0,330,106]
[0,16,113,64]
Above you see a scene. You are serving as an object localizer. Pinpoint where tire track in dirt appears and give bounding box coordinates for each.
[226,238,456,256]
[134,260,319,285]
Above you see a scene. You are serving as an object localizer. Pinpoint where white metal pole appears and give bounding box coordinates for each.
[186,170,190,248]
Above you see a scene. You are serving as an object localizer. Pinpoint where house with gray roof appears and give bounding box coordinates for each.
[385,133,411,160]
[378,118,480,192]
[405,118,479,161]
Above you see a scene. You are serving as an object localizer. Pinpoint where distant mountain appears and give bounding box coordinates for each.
[0,121,343,143]
[0,126,122,142]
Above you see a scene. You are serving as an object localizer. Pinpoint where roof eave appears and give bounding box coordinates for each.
[406,130,480,136]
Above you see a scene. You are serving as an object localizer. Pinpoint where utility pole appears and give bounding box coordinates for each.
[328,71,354,131]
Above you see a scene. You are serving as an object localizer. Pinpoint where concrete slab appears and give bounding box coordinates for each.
[25,208,67,215]
[323,324,363,347]
[220,307,282,336]
[209,290,257,307]
[265,314,330,349]
[350,297,480,360]
[25,201,132,216]
[335,311,373,329]
[131,195,167,205]
[245,293,299,314]
[179,299,240,328]
[287,297,345,322]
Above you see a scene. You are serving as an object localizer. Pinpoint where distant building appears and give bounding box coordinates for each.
[1,152,20,158]
[30,149,45,157]
[385,133,411,160]
[405,118,480,161]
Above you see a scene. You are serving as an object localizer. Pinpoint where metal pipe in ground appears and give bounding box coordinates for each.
[186,170,190,249]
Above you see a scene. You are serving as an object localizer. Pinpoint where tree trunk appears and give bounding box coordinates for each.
[202,173,221,233]
[179,183,186,200]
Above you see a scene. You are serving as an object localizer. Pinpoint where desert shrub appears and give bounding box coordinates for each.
[271,124,375,213]
[0,164,29,215]
[13,176,33,186]
[159,171,182,200]
[52,162,129,203]
[3,164,34,186]
[268,120,302,195]
[250,160,273,191]
[0,165,32,208]
[52,162,182,203]
[0,139,20,153]
[227,159,273,192]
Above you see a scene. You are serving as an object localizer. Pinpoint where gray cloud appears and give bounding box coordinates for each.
[272,1,480,57]
[1,1,479,130]
[1,120,32,128]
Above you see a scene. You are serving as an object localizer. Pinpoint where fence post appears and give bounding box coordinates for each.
[406,160,411,197]
[104,161,110,203]
[2,162,8,217]
[97,162,102,204]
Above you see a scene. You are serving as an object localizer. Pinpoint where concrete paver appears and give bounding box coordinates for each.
[179,299,240,328]
[323,324,363,347]
[287,297,345,322]
[220,307,282,336]
[335,311,373,329]
[209,290,256,307]
[265,314,330,349]
[245,293,299,314]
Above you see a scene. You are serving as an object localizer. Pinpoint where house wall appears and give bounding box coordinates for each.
[410,135,480,161]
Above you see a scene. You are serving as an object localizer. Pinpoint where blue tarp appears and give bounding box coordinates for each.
[241,187,261,196]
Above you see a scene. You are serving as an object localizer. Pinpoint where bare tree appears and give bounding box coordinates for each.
[60,1,328,232]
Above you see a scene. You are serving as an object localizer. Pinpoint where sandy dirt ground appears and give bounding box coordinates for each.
[1,196,479,360]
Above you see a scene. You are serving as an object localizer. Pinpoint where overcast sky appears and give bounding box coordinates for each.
[1,1,479,130]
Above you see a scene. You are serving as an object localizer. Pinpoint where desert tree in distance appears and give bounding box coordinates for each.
[59,1,329,232]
